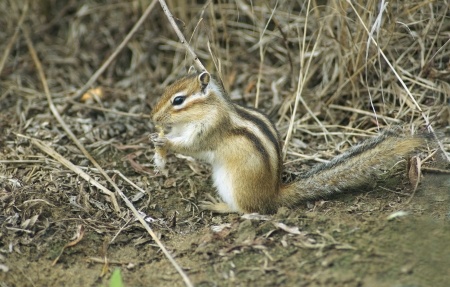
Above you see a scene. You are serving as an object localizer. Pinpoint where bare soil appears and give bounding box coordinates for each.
[1,168,449,287]
[1,1,450,287]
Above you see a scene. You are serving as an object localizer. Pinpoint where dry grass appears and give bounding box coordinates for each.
[0,0,449,286]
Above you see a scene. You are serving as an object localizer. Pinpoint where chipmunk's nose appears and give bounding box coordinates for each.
[150,107,159,119]
[151,111,167,125]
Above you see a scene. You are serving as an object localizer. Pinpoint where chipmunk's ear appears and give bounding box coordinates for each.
[188,66,197,75]
[198,71,210,93]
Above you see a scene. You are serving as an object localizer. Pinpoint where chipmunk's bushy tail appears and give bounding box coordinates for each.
[280,129,426,207]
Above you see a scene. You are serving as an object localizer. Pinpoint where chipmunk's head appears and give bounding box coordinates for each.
[152,71,220,126]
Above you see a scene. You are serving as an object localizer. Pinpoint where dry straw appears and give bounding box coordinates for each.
[0,0,449,286]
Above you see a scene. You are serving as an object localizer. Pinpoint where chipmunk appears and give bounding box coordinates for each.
[151,71,425,214]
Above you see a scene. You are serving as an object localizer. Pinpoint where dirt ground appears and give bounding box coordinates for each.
[1,171,450,287]
[1,1,450,287]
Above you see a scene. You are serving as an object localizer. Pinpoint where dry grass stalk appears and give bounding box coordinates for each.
[0,1,449,285]
[71,0,158,101]
[27,136,120,212]
[111,171,194,287]
[22,14,193,287]
[22,27,121,212]
[159,0,206,73]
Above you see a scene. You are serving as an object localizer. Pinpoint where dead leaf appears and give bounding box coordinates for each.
[272,222,302,235]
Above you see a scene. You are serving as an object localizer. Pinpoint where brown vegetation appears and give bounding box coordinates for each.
[0,0,449,286]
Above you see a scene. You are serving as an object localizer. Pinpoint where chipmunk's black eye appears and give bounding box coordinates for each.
[172,96,186,106]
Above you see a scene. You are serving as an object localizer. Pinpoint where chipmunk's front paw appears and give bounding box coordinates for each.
[150,133,167,147]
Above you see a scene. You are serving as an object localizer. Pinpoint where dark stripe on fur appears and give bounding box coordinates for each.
[230,128,271,164]
[234,105,281,157]
[303,130,400,178]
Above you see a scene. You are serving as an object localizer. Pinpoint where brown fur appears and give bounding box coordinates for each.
[279,133,424,208]
[218,134,279,213]
[152,73,425,214]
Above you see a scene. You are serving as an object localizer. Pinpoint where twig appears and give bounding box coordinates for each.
[22,136,120,212]
[68,100,152,119]
[347,0,450,162]
[158,0,206,73]
[348,0,424,112]
[23,23,193,287]
[113,177,194,287]
[0,0,29,77]
[422,167,450,174]
[272,17,294,81]
[329,104,402,123]
[364,0,388,130]
[282,0,328,159]
[71,0,158,100]
[22,28,121,213]
[80,167,194,286]
[255,0,278,109]
[0,160,44,164]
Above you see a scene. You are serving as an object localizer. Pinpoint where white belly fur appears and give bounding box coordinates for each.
[211,163,237,211]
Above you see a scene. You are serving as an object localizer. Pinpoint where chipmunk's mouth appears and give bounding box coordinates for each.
[157,124,172,134]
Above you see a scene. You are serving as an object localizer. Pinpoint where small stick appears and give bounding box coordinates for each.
[347,0,450,162]
[112,175,193,287]
[24,136,120,212]
[23,25,193,287]
[283,0,328,160]
[329,104,402,123]
[68,100,152,119]
[158,0,206,73]
[22,28,121,212]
